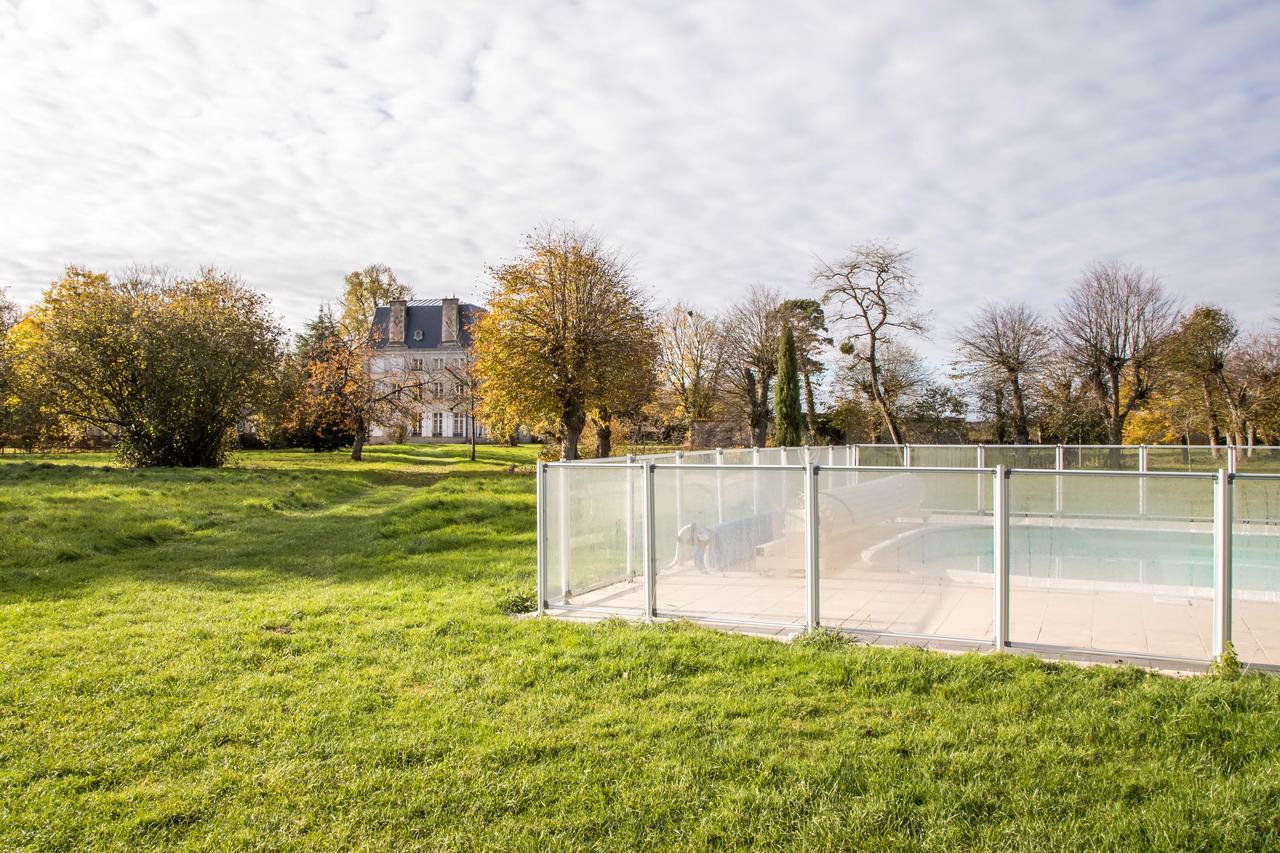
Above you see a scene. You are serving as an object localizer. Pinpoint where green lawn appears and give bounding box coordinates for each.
[2,445,1279,849]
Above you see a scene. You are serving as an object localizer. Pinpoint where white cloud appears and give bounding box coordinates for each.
[1,0,1278,364]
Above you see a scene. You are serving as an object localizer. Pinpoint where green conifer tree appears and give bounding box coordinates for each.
[774,322,803,447]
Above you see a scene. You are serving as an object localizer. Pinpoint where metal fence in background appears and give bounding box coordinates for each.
[537,445,1280,670]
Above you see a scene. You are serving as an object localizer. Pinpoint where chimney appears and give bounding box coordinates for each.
[389,299,407,346]
[441,297,460,344]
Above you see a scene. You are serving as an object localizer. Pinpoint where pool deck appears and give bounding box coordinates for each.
[550,566,1280,671]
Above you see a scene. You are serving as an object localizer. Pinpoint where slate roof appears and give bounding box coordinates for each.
[370,299,484,349]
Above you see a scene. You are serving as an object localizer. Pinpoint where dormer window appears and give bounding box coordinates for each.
[413,329,423,341]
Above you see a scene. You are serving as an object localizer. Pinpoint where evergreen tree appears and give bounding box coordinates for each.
[774,322,803,446]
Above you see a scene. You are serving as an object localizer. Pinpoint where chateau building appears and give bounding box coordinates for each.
[367,298,487,444]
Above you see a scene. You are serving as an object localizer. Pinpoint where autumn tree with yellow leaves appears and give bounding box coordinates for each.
[472,226,657,460]
[14,266,284,466]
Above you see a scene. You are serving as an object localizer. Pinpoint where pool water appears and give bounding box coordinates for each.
[871,524,1280,593]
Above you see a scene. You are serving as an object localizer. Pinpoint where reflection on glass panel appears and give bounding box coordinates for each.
[1007,471,1214,659]
[817,469,993,640]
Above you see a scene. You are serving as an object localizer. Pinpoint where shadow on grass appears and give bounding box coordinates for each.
[0,459,537,603]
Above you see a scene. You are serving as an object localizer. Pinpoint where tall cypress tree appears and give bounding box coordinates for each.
[774,322,803,447]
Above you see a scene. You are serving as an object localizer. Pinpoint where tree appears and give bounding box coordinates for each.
[472,225,657,461]
[1033,353,1108,444]
[722,286,784,447]
[834,339,928,443]
[339,264,413,334]
[1165,305,1236,446]
[1220,331,1280,447]
[778,298,831,439]
[955,302,1051,443]
[655,304,727,438]
[296,307,427,461]
[274,313,357,451]
[774,322,803,446]
[1056,261,1179,445]
[815,243,929,444]
[906,381,969,443]
[16,266,283,467]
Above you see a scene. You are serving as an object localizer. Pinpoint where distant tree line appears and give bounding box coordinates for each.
[3,227,1278,467]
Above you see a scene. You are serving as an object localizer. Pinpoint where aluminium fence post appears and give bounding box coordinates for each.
[1212,468,1233,659]
[1055,444,1065,515]
[994,465,1010,650]
[1228,444,1238,475]
[643,461,657,622]
[903,443,912,468]
[805,459,820,631]
[536,461,547,616]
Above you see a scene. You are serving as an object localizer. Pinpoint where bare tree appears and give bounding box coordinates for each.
[655,304,727,440]
[722,286,783,446]
[1056,262,1179,445]
[1165,305,1236,446]
[1221,331,1280,448]
[814,243,928,444]
[833,339,928,443]
[955,302,1052,443]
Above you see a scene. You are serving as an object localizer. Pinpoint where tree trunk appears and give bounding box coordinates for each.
[993,386,1007,444]
[469,415,477,461]
[1007,371,1031,444]
[865,355,902,444]
[801,369,818,439]
[1201,378,1221,446]
[561,404,586,461]
[595,410,613,459]
[351,414,366,461]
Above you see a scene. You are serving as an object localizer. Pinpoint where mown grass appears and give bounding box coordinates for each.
[2,445,1280,850]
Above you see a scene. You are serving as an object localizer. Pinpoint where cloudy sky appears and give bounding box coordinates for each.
[2,0,1278,358]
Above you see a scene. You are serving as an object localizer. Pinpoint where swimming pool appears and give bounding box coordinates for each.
[862,523,1280,597]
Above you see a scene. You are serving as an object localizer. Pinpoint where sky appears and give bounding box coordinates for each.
[2,0,1279,363]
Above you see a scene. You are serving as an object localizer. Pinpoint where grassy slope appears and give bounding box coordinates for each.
[1,445,1279,850]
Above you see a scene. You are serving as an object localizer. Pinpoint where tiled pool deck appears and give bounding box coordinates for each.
[551,565,1280,671]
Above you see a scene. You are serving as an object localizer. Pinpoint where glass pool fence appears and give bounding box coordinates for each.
[538,444,1280,669]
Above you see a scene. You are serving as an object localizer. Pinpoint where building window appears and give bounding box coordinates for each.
[432,357,444,369]
[453,415,465,437]
[431,381,444,398]
[411,357,424,371]
[431,412,443,437]
[410,415,422,438]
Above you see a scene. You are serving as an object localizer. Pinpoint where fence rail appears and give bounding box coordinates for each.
[538,447,1280,670]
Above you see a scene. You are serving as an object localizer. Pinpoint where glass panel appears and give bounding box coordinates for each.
[858,445,905,467]
[781,447,806,466]
[1146,446,1228,472]
[908,445,980,468]
[653,466,805,625]
[1063,445,1140,471]
[1008,472,1214,659]
[544,465,644,613]
[1232,477,1280,665]
[720,448,755,465]
[1235,448,1280,473]
[983,446,1057,470]
[817,469,993,640]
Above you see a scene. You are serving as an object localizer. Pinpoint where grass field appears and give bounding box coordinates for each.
[3,445,1280,849]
